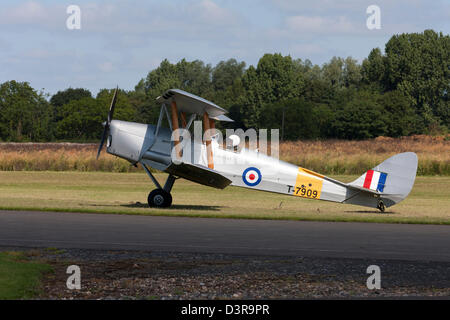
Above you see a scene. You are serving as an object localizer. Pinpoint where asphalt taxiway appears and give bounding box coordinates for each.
[0,210,449,262]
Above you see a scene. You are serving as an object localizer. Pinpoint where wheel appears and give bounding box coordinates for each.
[148,189,172,208]
[377,200,385,213]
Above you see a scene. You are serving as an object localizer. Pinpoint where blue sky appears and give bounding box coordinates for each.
[1,0,449,95]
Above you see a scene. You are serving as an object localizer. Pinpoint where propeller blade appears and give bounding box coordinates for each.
[97,86,118,160]
[108,86,119,124]
[96,124,109,160]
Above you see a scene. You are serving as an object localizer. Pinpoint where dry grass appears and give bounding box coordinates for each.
[0,135,449,175]
[279,135,450,175]
[0,143,137,172]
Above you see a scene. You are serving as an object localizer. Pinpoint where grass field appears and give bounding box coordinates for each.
[0,171,449,225]
[0,251,52,299]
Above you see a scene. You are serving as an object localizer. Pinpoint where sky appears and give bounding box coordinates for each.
[0,0,449,96]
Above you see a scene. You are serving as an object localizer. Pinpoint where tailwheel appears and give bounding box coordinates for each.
[377,200,386,213]
[148,189,172,208]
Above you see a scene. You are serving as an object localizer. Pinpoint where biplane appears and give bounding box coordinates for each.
[97,88,418,212]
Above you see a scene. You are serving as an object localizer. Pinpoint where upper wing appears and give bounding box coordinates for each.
[156,89,233,121]
[165,161,232,189]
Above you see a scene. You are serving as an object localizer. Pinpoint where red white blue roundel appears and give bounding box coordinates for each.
[242,167,262,186]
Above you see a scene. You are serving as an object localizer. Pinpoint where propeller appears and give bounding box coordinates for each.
[97,86,118,159]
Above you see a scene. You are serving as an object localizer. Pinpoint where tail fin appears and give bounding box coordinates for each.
[347,152,418,208]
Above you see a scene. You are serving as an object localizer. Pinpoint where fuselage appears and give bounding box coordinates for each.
[106,120,358,205]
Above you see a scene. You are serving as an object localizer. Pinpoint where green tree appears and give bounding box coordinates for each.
[0,80,53,141]
[361,48,387,90]
[378,90,419,137]
[55,97,104,140]
[343,57,362,88]
[50,88,92,107]
[331,90,388,139]
[322,57,345,88]
[211,59,246,109]
[212,59,245,91]
[96,88,136,122]
[301,61,336,105]
[240,53,305,129]
[385,30,450,130]
[260,99,333,140]
[144,59,213,98]
[50,88,92,123]
[140,59,215,124]
[130,79,157,125]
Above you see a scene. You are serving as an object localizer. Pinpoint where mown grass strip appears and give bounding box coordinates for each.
[0,205,449,226]
[0,252,52,300]
[0,172,448,226]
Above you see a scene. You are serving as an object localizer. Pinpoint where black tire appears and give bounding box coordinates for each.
[148,189,172,208]
[377,200,386,213]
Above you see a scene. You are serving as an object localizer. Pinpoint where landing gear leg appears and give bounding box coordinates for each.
[141,162,176,208]
[377,199,386,213]
[148,174,176,208]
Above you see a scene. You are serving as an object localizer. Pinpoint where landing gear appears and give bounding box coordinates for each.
[148,189,172,208]
[377,199,386,213]
[141,162,176,208]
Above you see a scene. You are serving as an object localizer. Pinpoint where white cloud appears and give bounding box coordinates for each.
[191,0,237,25]
[286,16,325,31]
[24,48,52,59]
[272,0,366,14]
[78,0,242,37]
[286,15,358,34]
[272,0,427,14]
[0,0,242,40]
[290,43,324,56]
[98,61,114,72]
[6,1,47,22]
[0,1,64,29]
[0,37,12,51]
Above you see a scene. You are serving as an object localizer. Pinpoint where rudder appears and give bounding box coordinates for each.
[349,152,418,207]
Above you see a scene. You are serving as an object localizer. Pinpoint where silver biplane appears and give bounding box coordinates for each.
[97,88,418,212]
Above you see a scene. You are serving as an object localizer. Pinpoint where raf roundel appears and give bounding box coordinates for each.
[242,167,262,187]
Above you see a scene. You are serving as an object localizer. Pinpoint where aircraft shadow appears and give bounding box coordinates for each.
[121,202,223,211]
[344,210,398,215]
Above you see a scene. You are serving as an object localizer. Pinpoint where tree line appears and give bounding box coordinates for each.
[0,29,448,142]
